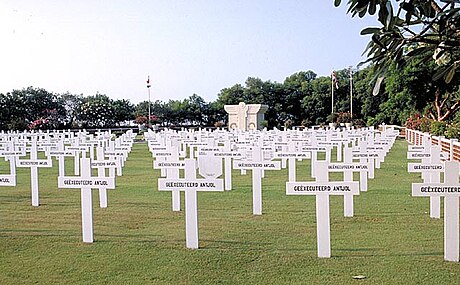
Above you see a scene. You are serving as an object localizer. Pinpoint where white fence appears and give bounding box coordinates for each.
[405,128,460,161]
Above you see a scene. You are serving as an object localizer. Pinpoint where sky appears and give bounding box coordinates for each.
[0,0,378,104]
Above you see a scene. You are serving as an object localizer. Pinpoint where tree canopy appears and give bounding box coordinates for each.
[1,62,450,131]
[335,0,460,86]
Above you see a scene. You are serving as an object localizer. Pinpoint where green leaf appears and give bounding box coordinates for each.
[360,27,381,35]
[334,0,341,7]
[445,63,457,84]
[400,2,414,13]
[368,0,377,15]
[433,66,451,81]
[378,3,388,25]
[385,1,394,29]
[356,0,369,11]
[405,10,413,24]
[372,76,385,96]
[406,47,427,57]
[371,34,387,50]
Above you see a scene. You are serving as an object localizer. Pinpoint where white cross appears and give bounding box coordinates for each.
[286,161,359,258]
[233,146,281,215]
[412,161,460,262]
[408,145,443,218]
[58,157,115,243]
[158,159,224,249]
[16,140,52,206]
[327,147,369,217]
[154,145,184,211]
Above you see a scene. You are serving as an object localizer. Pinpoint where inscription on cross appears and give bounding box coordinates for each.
[408,144,443,218]
[158,159,224,249]
[58,158,115,243]
[412,161,460,262]
[16,141,52,206]
[287,161,360,258]
[0,143,23,187]
[233,146,281,215]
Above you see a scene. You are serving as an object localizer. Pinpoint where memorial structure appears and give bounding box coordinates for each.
[224,102,268,131]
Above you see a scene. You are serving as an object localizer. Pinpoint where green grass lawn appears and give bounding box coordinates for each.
[1,139,459,284]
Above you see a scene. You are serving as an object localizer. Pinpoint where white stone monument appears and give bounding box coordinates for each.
[224,102,268,131]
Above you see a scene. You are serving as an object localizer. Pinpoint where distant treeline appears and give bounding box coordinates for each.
[2,58,459,131]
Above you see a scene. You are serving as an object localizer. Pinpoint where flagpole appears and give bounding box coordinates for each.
[148,88,151,128]
[331,72,334,120]
[147,76,151,129]
[331,75,334,118]
[349,66,353,119]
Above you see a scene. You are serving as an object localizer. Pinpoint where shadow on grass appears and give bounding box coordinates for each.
[199,239,316,252]
[333,247,443,258]
[0,228,77,237]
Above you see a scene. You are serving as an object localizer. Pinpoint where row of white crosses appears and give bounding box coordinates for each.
[286,128,398,258]
[407,135,460,262]
[145,130,224,248]
[407,136,445,218]
[0,139,22,187]
[0,129,136,243]
[146,127,397,252]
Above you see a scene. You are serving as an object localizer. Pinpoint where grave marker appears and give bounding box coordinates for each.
[16,141,52,206]
[48,141,76,176]
[0,174,15,186]
[153,145,184,211]
[58,157,115,243]
[274,142,310,182]
[0,143,23,186]
[90,146,119,208]
[158,159,224,249]
[233,146,281,215]
[408,145,443,218]
[412,161,460,262]
[286,161,359,258]
[327,147,368,217]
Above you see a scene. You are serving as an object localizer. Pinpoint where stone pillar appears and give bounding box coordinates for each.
[224,102,268,131]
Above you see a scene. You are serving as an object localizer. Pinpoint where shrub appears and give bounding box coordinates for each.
[336,112,352,124]
[214,121,224,128]
[430,121,448,136]
[445,123,460,139]
[404,113,431,132]
[28,118,50,130]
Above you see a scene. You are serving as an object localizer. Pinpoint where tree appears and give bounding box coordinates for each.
[243,77,267,104]
[136,100,179,126]
[378,50,460,124]
[215,84,246,106]
[283,71,317,126]
[112,99,135,125]
[352,66,387,125]
[1,87,67,130]
[204,100,225,126]
[59,92,83,128]
[243,77,295,128]
[186,94,207,125]
[76,94,116,128]
[301,76,332,125]
[0,92,28,130]
[335,0,460,86]
[426,86,460,121]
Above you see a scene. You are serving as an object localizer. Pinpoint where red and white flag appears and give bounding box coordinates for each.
[331,71,339,89]
[147,76,151,88]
